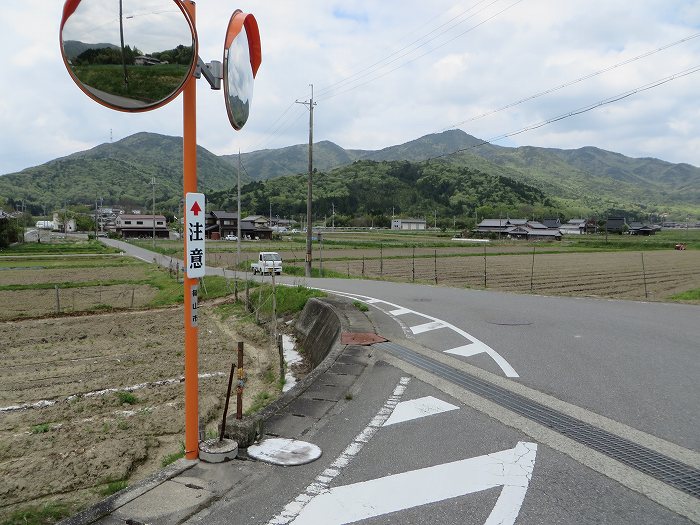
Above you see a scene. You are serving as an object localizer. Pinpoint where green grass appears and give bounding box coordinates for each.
[283,265,350,278]
[71,63,190,104]
[0,239,116,256]
[30,423,51,434]
[115,391,138,405]
[99,480,128,497]
[161,442,186,467]
[1,503,72,525]
[245,391,273,415]
[669,289,700,301]
[353,300,369,312]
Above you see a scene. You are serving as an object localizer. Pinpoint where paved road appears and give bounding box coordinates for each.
[104,239,700,524]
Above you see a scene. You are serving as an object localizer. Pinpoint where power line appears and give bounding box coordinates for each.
[255,0,520,147]
[439,31,700,131]
[431,64,700,160]
[313,0,501,99]
[316,0,525,102]
[244,105,308,153]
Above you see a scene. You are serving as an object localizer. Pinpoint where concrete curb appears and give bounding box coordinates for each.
[57,459,197,525]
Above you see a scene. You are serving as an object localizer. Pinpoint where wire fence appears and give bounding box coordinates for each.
[319,248,700,301]
[0,284,159,320]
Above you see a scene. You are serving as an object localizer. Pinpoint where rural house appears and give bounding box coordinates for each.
[115,214,169,239]
[206,210,239,240]
[473,219,561,240]
[605,217,628,234]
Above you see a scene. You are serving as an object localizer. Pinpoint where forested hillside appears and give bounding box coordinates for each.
[209,160,556,227]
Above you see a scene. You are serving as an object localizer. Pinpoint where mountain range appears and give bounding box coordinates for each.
[0,129,697,219]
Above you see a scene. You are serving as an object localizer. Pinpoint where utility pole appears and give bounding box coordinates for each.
[296,84,316,278]
[151,176,156,248]
[237,150,241,266]
[332,202,335,229]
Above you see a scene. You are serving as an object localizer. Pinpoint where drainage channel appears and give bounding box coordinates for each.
[374,341,700,499]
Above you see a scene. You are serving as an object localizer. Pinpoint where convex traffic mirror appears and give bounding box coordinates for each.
[60,0,197,112]
[223,10,261,130]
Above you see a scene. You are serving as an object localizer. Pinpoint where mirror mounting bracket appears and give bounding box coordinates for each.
[195,58,222,90]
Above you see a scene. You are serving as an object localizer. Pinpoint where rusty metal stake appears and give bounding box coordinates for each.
[236,341,244,420]
[219,361,236,442]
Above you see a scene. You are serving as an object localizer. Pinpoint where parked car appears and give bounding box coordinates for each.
[224,234,238,241]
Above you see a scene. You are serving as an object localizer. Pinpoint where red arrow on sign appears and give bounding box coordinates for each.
[190,201,202,216]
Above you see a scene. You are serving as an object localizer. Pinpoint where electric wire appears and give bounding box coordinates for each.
[431,64,700,160]
[316,0,525,103]
[313,0,501,100]
[244,106,308,154]
[263,0,519,148]
[439,31,700,131]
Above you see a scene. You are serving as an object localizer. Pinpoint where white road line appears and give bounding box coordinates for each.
[289,441,537,525]
[389,307,412,316]
[383,396,459,426]
[410,320,446,334]
[321,289,519,378]
[267,377,411,525]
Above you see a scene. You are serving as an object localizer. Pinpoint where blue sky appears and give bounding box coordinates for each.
[1,0,699,176]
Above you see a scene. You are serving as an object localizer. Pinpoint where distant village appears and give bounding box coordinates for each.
[2,204,698,245]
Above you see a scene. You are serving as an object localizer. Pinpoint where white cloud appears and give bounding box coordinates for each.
[0,0,699,176]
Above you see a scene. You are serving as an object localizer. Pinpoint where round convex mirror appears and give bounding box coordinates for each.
[60,0,197,112]
[223,11,261,130]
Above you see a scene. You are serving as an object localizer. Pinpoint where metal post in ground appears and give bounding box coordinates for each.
[380,243,383,277]
[236,342,244,420]
[530,246,536,292]
[641,252,649,298]
[483,245,487,288]
[55,285,60,313]
[277,334,284,384]
[412,246,415,283]
[434,249,438,284]
[220,361,236,441]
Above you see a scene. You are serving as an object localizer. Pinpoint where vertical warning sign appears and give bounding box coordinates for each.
[185,192,206,278]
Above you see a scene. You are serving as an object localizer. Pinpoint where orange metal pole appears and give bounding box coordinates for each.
[182,0,199,461]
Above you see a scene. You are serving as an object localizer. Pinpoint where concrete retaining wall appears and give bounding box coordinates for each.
[225,296,362,446]
[295,297,342,367]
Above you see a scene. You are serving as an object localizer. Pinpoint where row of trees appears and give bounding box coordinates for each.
[74,44,193,66]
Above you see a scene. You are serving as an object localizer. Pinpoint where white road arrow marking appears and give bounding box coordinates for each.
[383,396,459,426]
[290,441,537,525]
[445,341,492,357]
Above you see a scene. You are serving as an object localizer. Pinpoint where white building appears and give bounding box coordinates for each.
[391,218,427,231]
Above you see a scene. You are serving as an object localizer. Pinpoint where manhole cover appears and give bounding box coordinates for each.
[247,438,322,466]
[341,332,387,345]
[485,319,532,326]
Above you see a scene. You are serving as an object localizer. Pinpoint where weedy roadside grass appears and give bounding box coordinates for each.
[353,300,369,312]
[161,442,186,467]
[669,288,700,302]
[99,480,128,497]
[1,503,72,525]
